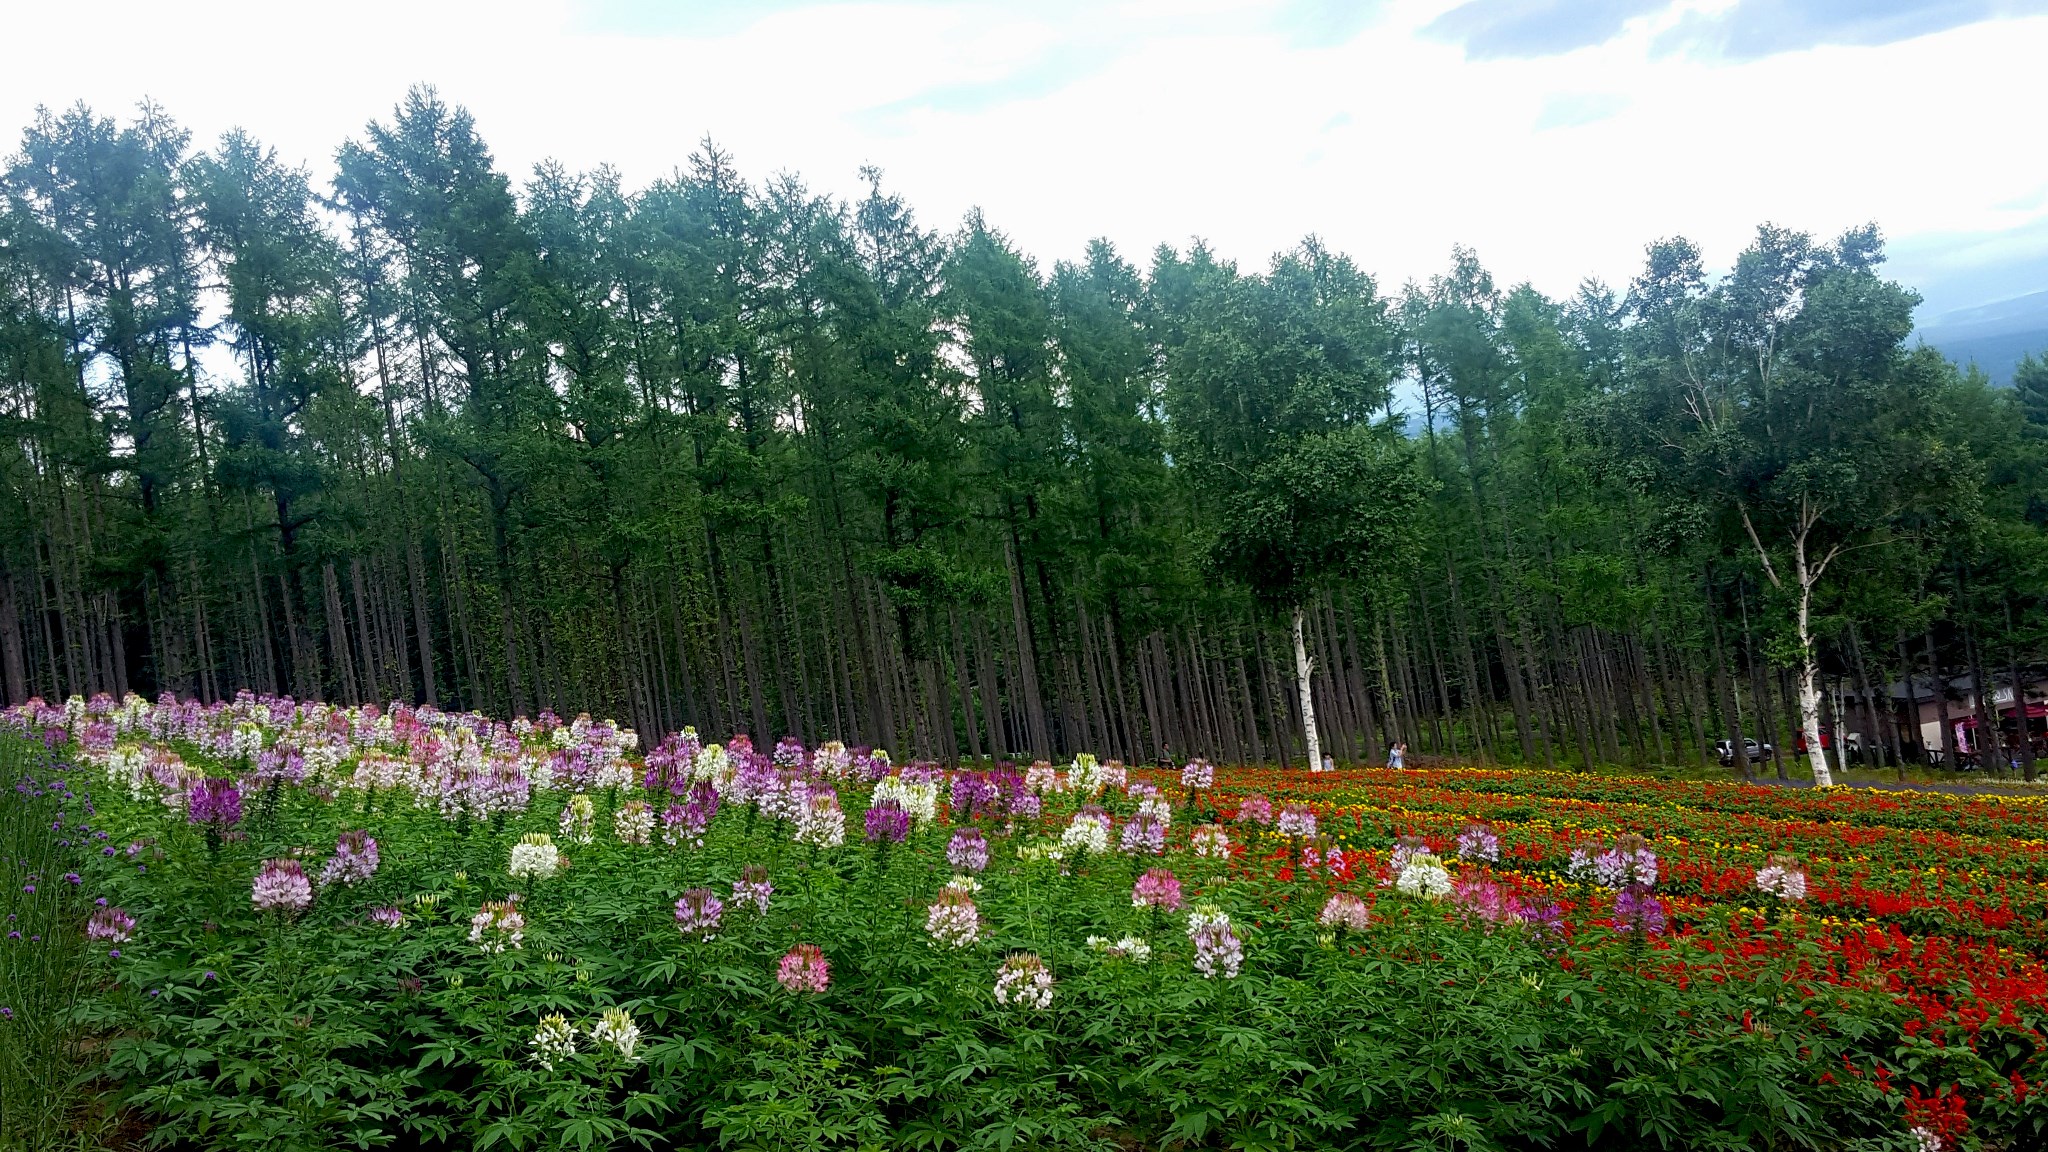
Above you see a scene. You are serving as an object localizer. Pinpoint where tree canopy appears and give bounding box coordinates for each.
[3,89,2045,777]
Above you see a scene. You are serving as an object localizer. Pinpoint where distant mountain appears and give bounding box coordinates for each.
[1916,289,2048,385]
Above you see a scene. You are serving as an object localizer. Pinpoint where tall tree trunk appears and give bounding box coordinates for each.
[0,564,26,705]
[1292,604,1323,772]
[1847,626,1890,771]
[1926,629,1957,771]
[1791,562,1833,786]
[1709,590,1751,780]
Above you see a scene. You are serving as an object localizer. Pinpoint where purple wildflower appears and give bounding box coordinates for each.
[86,906,136,943]
[946,828,990,873]
[772,736,808,769]
[1612,884,1667,936]
[251,859,313,916]
[1188,909,1244,979]
[864,798,910,843]
[1455,824,1501,863]
[1119,813,1166,855]
[949,771,1001,819]
[187,778,242,828]
[674,888,724,939]
[661,781,718,847]
[318,831,380,887]
[1520,901,1567,937]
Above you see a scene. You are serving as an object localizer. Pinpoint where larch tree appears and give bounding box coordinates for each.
[1164,239,1425,771]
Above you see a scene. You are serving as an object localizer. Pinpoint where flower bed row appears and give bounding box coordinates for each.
[5,691,2047,1150]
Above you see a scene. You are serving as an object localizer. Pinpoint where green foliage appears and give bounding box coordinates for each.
[63,765,1938,1152]
[1206,427,1429,609]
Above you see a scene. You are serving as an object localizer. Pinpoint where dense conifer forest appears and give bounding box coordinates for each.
[4,87,2046,776]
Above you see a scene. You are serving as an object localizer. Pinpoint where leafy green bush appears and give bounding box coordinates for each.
[60,779,1936,1151]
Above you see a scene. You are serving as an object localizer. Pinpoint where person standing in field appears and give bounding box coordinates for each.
[1321,752,1335,773]
[1389,742,1406,769]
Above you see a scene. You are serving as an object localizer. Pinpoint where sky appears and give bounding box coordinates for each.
[5,0,2047,318]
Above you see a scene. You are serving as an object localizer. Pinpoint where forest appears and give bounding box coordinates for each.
[3,86,2046,780]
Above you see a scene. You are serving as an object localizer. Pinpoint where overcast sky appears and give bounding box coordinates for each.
[6,0,2046,316]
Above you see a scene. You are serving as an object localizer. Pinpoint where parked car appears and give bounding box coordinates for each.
[1793,726,1856,754]
[1716,738,1774,766]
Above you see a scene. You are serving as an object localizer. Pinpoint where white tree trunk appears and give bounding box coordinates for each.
[1292,605,1324,772]
[1795,579,1834,787]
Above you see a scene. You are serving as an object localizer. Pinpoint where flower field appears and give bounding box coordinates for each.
[8,694,2048,1151]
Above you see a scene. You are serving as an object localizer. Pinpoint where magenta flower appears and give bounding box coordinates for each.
[318,830,380,887]
[368,906,404,929]
[662,781,718,848]
[86,906,136,943]
[1612,884,1667,935]
[251,859,313,916]
[1179,759,1215,790]
[946,828,990,873]
[864,798,909,843]
[675,888,724,939]
[777,943,830,993]
[1451,877,1515,924]
[1235,793,1274,826]
[1132,867,1183,911]
[187,778,242,828]
[950,772,1000,818]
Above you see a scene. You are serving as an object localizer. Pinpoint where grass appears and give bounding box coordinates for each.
[0,734,125,1151]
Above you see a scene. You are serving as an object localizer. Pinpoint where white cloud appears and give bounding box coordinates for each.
[4,0,2044,307]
